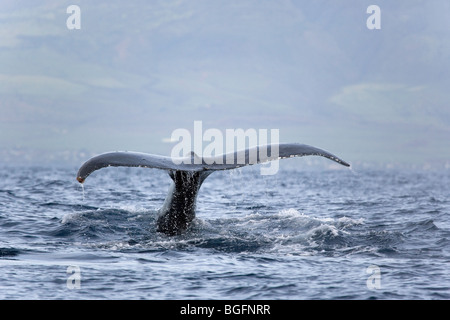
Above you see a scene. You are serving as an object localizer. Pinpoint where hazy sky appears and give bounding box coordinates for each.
[1,0,449,167]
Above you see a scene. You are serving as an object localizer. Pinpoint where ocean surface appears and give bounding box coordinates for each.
[0,163,449,300]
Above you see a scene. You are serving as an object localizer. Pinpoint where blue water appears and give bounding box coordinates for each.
[0,164,449,299]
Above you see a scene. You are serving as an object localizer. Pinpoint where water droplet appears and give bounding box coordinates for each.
[80,183,85,202]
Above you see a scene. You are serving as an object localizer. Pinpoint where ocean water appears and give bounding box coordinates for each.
[0,163,449,300]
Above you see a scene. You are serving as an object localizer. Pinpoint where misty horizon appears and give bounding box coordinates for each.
[1,1,449,168]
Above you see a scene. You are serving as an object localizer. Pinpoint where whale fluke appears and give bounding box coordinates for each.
[76,143,350,235]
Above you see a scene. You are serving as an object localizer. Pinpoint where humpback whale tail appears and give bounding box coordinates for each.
[76,143,350,235]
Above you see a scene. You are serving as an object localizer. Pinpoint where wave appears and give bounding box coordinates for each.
[44,200,448,261]
[47,205,374,256]
[0,247,22,258]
